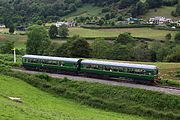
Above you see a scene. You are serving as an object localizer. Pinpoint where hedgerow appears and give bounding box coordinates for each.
[1,70,180,120]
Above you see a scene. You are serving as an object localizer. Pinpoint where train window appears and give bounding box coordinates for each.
[134,69,145,74]
[60,62,64,66]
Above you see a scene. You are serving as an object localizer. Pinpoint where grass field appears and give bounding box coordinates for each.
[69,27,178,40]
[0,74,151,120]
[141,6,180,20]
[63,4,102,21]
[1,27,178,49]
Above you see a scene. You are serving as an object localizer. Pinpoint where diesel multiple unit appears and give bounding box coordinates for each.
[22,55,160,82]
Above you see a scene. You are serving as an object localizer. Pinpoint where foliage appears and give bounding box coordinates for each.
[58,25,69,38]
[174,32,180,43]
[131,1,149,17]
[115,33,134,44]
[49,25,58,39]
[165,33,172,41]
[0,41,14,54]
[8,24,15,34]
[146,0,163,8]
[175,0,180,16]
[26,25,50,55]
[0,0,82,24]
[132,43,153,62]
[91,38,111,59]
[166,45,180,62]
[69,36,92,58]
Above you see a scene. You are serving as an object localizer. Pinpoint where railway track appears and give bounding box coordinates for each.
[12,68,180,95]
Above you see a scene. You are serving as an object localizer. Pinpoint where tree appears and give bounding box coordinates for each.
[49,25,58,39]
[146,0,163,8]
[165,33,172,41]
[132,1,149,17]
[9,24,15,34]
[91,38,111,59]
[107,43,131,60]
[26,25,50,55]
[98,19,104,26]
[69,36,92,58]
[175,33,180,43]
[115,33,134,44]
[58,25,69,38]
[0,40,14,54]
[132,43,152,62]
[166,45,180,62]
[176,0,180,16]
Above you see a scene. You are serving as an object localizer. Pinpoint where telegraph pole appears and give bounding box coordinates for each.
[12,48,16,63]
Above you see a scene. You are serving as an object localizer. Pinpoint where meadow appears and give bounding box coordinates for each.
[141,6,180,20]
[68,27,178,40]
[0,74,150,120]
[63,4,103,21]
[1,27,178,49]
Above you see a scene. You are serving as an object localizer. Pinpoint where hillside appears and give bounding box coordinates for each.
[141,6,180,20]
[0,0,179,26]
[0,74,150,120]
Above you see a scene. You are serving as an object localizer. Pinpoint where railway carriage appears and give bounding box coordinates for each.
[22,55,80,73]
[22,55,160,82]
[81,60,159,81]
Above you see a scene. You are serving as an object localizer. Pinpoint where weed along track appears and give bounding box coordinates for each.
[12,68,180,95]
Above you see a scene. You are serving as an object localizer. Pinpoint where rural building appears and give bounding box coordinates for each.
[16,26,27,31]
[149,16,172,24]
[127,17,140,24]
[55,22,76,27]
[0,24,5,28]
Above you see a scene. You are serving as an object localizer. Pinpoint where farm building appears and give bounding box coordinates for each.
[55,22,77,27]
[149,16,172,24]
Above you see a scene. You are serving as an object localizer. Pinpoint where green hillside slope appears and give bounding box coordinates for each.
[141,6,180,20]
[0,75,149,120]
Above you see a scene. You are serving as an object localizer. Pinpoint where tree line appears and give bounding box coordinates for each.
[25,25,180,62]
[0,24,180,62]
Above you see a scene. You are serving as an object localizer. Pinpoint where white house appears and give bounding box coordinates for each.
[149,16,172,24]
[55,22,76,27]
[0,24,5,28]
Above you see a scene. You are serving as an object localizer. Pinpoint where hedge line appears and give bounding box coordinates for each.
[81,24,155,29]
[1,70,180,120]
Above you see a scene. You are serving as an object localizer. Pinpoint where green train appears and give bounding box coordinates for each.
[22,55,161,82]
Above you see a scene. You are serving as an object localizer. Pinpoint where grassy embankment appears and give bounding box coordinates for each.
[1,70,180,120]
[0,74,150,120]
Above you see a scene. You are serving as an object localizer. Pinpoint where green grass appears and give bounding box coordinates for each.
[141,6,180,20]
[0,33,27,49]
[0,74,150,120]
[69,27,178,40]
[0,26,178,49]
[64,4,102,21]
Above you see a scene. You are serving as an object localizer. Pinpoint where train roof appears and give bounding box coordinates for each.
[23,55,79,63]
[81,60,157,70]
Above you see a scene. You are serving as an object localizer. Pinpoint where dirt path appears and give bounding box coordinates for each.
[12,68,180,95]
